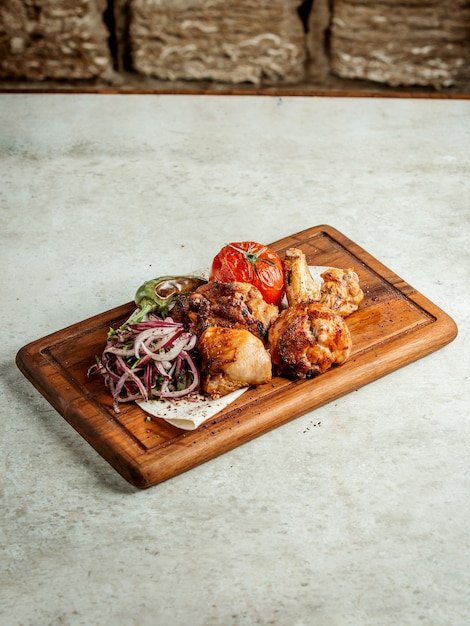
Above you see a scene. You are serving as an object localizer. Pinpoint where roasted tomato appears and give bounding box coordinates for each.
[209,241,285,306]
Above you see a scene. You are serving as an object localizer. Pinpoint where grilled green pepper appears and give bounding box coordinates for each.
[125,275,206,325]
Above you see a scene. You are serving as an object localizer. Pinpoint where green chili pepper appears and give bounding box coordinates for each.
[124,275,206,326]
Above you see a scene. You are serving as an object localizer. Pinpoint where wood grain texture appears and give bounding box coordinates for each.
[16,225,458,488]
[1,88,469,99]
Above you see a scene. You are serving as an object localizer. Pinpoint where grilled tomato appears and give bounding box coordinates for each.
[209,241,285,306]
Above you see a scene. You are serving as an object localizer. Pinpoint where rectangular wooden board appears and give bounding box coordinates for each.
[16,225,458,488]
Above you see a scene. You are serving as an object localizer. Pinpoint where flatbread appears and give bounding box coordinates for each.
[137,388,247,430]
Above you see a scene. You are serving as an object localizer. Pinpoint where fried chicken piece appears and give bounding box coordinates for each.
[284,247,321,306]
[320,268,364,317]
[171,280,279,342]
[268,302,352,379]
[198,326,272,398]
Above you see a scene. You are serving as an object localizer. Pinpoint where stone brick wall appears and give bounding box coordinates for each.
[1,0,469,89]
[129,0,306,85]
[0,0,113,80]
[329,0,470,88]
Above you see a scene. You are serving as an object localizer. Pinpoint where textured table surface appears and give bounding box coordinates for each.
[1,93,469,626]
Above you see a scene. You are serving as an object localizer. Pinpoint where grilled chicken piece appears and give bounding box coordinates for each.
[284,247,363,317]
[284,247,321,306]
[198,326,272,398]
[171,280,279,342]
[320,268,364,317]
[268,302,352,379]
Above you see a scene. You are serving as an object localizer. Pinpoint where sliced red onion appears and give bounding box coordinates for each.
[88,314,200,413]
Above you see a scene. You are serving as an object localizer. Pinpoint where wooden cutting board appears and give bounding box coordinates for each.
[16,225,457,488]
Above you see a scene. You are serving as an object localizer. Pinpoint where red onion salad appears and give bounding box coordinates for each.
[88,314,200,413]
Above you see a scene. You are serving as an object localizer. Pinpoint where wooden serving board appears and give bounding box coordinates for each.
[16,225,457,488]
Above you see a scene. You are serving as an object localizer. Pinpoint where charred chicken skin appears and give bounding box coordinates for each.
[171,280,279,343]
[198,326,272,398]
[171,280,278,398]
[268,302,352,379]
[270,247,357,380]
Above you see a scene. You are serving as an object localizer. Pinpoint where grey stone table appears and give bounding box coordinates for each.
[1,93,469,626]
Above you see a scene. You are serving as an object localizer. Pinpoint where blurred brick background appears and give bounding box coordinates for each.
[1,0,469,92]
